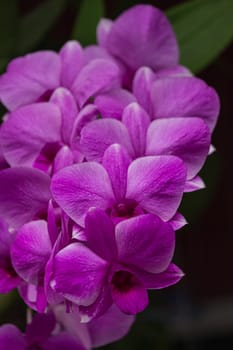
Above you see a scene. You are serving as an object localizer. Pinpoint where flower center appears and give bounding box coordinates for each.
[114,199,137,218]
[111,270,135,292]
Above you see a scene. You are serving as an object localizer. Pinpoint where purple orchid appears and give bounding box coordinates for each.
[10,220,53,312]
[0,2,221,347]
[55,304,135,347]
[97,5,179,77]
[0,41,120,112]
[0,219,21,293]
[0,90,99,173]
[51,143,187,226]
[50,209,183,316]
[0,305,134,350]
[0,167,51,228]
[133,67,220,132]
[80,102,211,191]
[0,312,86,350]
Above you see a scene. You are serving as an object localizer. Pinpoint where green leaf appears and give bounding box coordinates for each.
[0,0,18,57]
[167,0,233,73]
[72,0,104,45]
[17,0,66,54]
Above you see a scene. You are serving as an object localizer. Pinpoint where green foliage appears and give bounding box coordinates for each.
[0,0,18,58]
[17,0,66,55]
[72,0,104,45]
[167,0,233,73]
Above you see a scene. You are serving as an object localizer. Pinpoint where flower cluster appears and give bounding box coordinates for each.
[0,4,219,348]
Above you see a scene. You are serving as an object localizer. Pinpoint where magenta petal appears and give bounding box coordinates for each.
[8,50,60,88]
[71,104,99,144]
[146,117,211,179]
[26,312,56,344]
[127,156,186,221]
[0,324,26,349]
[106,5,178,71]
[72,59,120,107]
[79,284,113,323]
[156,65,192,78]
[84,45,112,63]
[0,103,61,167]
[0,51,60,111]
[0,167,50,228]
[102,144,131,201]
[50,87,78,144]
[88,304,135,347]
[53,146,74,174]
[169,212,187,231]
[11,220,51,284]
[0,72,45,111]
[184,176,205,192]
[80,118,133,162]
[116,214,175,273]
[60,40,84,88]
[122,102,150,157]
[85,208,117,261]
[44,332,86,350]
[111,272,148,315]
[132,66,155,115]
[151,77,220,131]
[97,18,113,47]
[52,243,109,305]
[94,88,136,120]
[0,146,8,170]
[51,163,115,227]
[135,263,184,289]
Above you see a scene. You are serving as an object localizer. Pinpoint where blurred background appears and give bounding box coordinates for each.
[0,0,233,349]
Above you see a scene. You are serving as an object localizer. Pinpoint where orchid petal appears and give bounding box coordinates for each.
[80,118,133,162]
[51,163,115,227]
[0,167,50,228]
[135,263,184,289]
[126,156,186,221]
[0,324,26,349]
[72,59,120,107]
[151,77,220,131]
[52,243,109,306]
[11,220,51,284]
[111,271,148,315]
[132,66,155,115]
[0,51,60,110]
[0,103,61,167]
[106,5,178,71]
[184,176,205,192]
[50,87,78,144]
[169,212,187,231]
[60,40,84,88]
[85,208,117,261]
[116,214,175,273]
[53,146,74,174]
[122,102,150,157]
[97,18,113,47]
[146,117,211,179]
[88,304,135,347]
[95,88,136,120]
[102,144,131,201]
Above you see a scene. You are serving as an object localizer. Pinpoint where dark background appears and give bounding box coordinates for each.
[0,1,233,349]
